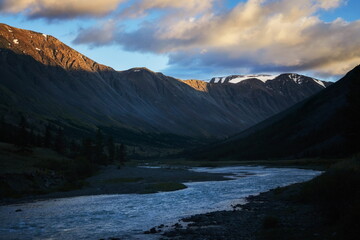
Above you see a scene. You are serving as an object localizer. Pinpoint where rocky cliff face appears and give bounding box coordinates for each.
[0,23,332,139]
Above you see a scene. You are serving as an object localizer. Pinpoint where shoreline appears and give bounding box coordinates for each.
[0,165,231,205]
[146,181,325,240]
[5,161,355,240]
[145,158,360,240]
[1,157,336,205]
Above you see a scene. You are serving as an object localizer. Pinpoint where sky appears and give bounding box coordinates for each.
[0,0,359,81]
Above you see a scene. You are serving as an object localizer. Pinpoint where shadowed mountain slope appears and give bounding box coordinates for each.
[193,65,360,160]
[0,23,332,143]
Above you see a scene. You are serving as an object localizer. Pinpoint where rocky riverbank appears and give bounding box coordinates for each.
[144,158,360,240]
[145,183,337,240]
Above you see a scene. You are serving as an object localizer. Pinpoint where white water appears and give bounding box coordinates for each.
[0,166,321,240]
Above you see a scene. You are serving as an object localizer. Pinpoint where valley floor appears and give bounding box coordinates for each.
[146,158,360,240]
[1,165,229,205]
[2,140,359,240]
[155,183,327,240]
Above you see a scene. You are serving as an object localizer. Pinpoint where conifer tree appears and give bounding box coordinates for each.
[17,115,29,149]
[95,128,104,163]
[0,115,5,143]
[35,133,43,147]
[117,143,127,166]
[82,138,94,162]
[107,136,115,163]
[44,124,52,148]
[29,128,36,146]
[69,139,80,157]
[54,127,66,154]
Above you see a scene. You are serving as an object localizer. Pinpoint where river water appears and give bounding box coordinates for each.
[0,166,321,240]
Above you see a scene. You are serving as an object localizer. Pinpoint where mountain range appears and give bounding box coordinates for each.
[0,23,335,156]
[193,65,360,160]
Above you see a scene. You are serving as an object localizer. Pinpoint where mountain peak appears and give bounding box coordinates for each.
[210,73,331,88]
[0,23,112,73]
[193,64,360,160]
[126,67,154,74]
[0,23,335,139]
[210,74,277,84]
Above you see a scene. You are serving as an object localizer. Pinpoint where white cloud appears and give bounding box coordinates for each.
[120,0,216,18]
[2,0,358,76]
[317,0,343,9]
[0,0,126,18]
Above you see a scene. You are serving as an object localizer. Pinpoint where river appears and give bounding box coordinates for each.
[0,166,321,240]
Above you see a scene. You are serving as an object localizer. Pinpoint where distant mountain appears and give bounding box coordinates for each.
[210,74,331,87]
[193,65,360,160]
[0,23,332,151]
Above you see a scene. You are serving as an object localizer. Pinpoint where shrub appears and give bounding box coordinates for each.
[263,216,279,229]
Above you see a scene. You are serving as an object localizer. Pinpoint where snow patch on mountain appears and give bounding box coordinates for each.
[288,74,326,88]
[211,73,328,88]
[288,74,303,84]
[230,75,278,83]
[212,75,278,84]
[213,77,226,83]
[313,79,326,88]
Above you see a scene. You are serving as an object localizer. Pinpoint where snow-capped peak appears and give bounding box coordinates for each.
[229,74,278,83]
[287,73,326,88]
[211,74,278,84]
[210,73,328,88]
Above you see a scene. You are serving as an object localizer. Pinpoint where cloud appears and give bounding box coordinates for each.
[3,0,358,77]
[0,0,126,19]
[73,0,360,76]
[74,20,118,45]
[121,0,216,18]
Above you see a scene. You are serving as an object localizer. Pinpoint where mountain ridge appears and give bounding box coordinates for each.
[192,65,360,160]
[0,23,334,145]
[209,73,331,87]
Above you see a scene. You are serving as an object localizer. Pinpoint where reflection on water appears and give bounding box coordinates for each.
[0,166,321,240]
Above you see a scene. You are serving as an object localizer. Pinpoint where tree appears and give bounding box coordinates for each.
[28,128,36,146]
[44,124,52,148]
[117,143,127,166]
[54,127,66,154]
[35,133,43,147]
[107,136,115,163]
[0,116,16,144]
[69,139,80,157]
[0,115,6,143]
[95,128,105,164]
[16,115,29,150]
[81,138,94,162]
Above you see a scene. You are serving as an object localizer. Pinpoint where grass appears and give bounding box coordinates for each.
[140,182,187,194]
[103,177,144,184]
[263,215,279,229]
[130,157,342,171]
[299,156,360,239]
[0,142,65,174]
[56,180,89,192]
[0,142,97,198]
